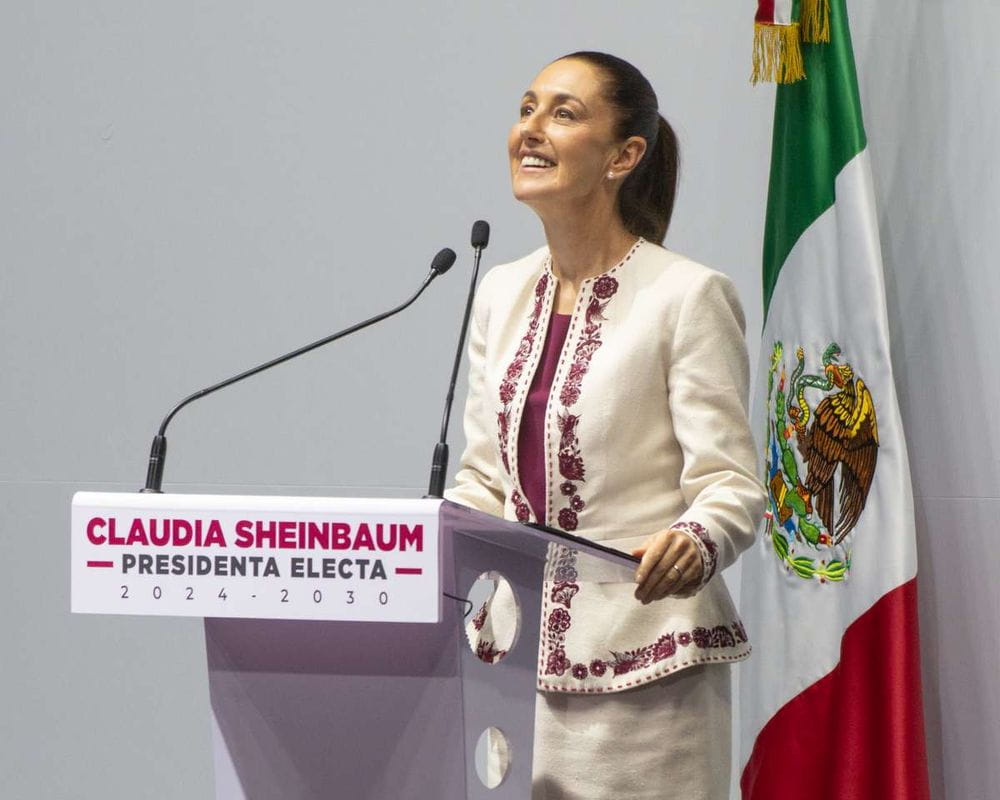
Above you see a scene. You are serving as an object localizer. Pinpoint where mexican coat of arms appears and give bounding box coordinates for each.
[764,341,879,582]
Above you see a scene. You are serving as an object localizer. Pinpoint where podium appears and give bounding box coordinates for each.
[71,494,637,799]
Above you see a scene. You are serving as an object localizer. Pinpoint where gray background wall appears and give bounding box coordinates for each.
[1,1,996,797]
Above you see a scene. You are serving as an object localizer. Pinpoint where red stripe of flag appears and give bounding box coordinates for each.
[395,567,422,575]
[87,560,114,568]
[741,578,930,799]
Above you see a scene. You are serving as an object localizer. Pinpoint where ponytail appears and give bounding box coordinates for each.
[618,115,678,244]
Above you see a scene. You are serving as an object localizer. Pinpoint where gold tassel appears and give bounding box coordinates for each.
[800,0,831,43]
[751,22,806,85]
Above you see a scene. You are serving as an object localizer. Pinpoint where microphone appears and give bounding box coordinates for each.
[426,221,490,497]
[470,220,490,250]
[141,247,457,493]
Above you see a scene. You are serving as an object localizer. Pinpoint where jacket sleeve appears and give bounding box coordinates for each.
[666,271,766,590]
[444,275,506,517]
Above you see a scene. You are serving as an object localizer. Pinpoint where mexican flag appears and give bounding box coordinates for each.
[738,2,931,797]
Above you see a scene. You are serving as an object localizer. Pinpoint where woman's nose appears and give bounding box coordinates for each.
[520,115,545,143]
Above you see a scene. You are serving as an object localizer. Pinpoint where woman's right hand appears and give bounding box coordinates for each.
[631,528,703,603]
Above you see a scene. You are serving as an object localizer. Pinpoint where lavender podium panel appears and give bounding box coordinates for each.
[205,501,636,799]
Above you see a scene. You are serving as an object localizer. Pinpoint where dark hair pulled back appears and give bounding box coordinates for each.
[561,51,679,244]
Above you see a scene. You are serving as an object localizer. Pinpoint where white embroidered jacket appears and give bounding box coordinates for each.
[446,238,767,694]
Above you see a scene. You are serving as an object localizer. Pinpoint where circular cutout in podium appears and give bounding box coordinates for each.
[464,571,520,665]
[474,726,511,789]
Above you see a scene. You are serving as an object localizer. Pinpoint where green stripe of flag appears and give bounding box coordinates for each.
[761,0,867,318]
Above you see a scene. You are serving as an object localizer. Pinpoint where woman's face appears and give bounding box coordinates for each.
[508,58,639,213]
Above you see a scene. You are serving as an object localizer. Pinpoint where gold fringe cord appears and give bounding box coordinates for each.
[751,22,806,85]
[800,0,831,43]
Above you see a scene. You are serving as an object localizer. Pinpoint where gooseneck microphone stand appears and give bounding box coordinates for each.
[141,247,457,493]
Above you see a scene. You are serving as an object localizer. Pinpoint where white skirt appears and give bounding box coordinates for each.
[531,664,732,800]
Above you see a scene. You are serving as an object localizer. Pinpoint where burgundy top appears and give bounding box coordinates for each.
[517,312,571,523]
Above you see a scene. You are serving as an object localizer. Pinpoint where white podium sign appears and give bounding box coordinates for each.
[71,492,442,623]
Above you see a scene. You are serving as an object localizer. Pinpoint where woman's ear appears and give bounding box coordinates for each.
[610,136,648,178]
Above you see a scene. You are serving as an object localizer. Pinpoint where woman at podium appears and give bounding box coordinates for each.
[447,51,766,799]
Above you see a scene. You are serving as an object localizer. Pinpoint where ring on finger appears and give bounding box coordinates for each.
[670,565,682,580]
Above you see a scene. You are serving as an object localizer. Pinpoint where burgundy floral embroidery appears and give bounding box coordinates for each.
[556,413,584,481]
[652,635,678,660]
[511,489,530,522]
[550,547,580,584]
[543,548,578,675]
[558,454,585,482]
[496,411,510,455]
[571,663,589,680]
[476,639,507,664]
[733,620,748,644]
[593,274,619,299]
[472,602,487,631]
[553,279,619,531]
[546,648,571,676]
[557,508,578,531]
[672,520,719,583]
[565,621,748,683]
[607,653,639,675]
[497,273,549,474]
[604,634,678,676]
[692,627,712,648]
[548,608,571,634]
[712,626,737,648]
[559,378,580,407]
[550,581,579,608]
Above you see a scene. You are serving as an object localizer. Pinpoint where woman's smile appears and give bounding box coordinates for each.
[519,153,557,170]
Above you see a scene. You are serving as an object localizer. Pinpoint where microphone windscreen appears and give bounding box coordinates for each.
[432,247,457,275]
[471,220,491,249]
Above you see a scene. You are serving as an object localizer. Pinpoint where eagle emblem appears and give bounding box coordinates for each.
[763,341,879,582]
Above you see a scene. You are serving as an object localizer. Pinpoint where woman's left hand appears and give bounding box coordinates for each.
[631,528,704,603]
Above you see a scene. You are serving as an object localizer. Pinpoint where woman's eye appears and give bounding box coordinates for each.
[555,108,575,120]
[519,105,534,118]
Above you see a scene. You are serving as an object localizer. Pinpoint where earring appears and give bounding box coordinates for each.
[607,171,615,179]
